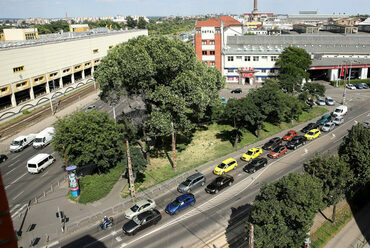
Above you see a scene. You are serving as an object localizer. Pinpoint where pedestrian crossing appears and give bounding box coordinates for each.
[10,203,28,218]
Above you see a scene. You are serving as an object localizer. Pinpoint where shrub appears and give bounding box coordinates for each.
[22,109,30,115]
[330,78,370,87]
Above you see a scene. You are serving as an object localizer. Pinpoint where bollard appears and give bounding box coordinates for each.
[35,197,38,204]
[51,184,53,192]
[58,181,60,187]
[44,191,46,197]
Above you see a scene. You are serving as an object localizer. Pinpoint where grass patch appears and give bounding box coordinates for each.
[74,161,125,204]
[121,106,328,198]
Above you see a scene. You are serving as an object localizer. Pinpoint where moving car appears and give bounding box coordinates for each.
[10,135,35,152]
[122,209,161,235]
[33,127,55,149]
[124,199,156,219]
[363,120,370,129]
[321,122,335,132]
[262,137,282,150]
[231,88,242,94]
[177,172,205,193]
[0,154,8,163]
[27,153,55,174]
[205,175,234,194]
[243,158,268,173]
[268,145,287,159]
[213,158,238,175]
[301,123,320,133]
[331,105,348,117]
[165,193,195,215]
[355,83,363,89]
[304,129,321,140]
[240,147,262,162]
[346,84,356,90]
[325,96,335,106]
[333,116,344,125]
[282,130,297,141]
[316,114,332,125]
[286,136,307,150]
[316,98,326,106]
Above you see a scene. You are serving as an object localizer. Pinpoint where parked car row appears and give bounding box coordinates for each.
[346,83,369,90]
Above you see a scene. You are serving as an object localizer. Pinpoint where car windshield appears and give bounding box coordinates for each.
[286,132,292,136]
[308,131,314,135]
[130,204,139,212]
[334,118,340,121]
[334,109,341,113]
[218,163,226,169]
[215,178,224,184]
[246,151,253,155]
[28,163,37,168]
[11,140,20,145]
[272,147,281,153]
[171,198,181,207]
[291,137,299,141]
[132,216,141,225]
[34,138,43,143]
[182,179,192,186]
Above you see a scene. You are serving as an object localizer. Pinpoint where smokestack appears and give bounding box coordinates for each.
[254,0,258,12]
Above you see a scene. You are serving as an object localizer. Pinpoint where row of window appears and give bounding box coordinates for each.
[227,56,278,62]
[204,61,216,66]
[202,51,216,55]
[202,40,215,45]
[227,69,277,73]
[25,33,37,40]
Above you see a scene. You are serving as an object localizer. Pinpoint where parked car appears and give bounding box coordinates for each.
[346,84,356,90]
[213,158,238,175]
[282,130,297,141]
[268,145,287,159]
[316,98,326,106]
[363,120,370,128]
[205,175,234,194]
[122,209,162,236]
[301,123,320,133]
[362,83,369,89]
[243,158,268,173]
[304,129,321,141]
[0,154,8,163]
[333,116,344,125]
[286,136,307,150]
[10,134,35,152]
[240,147,262,162]
[165,193,196,215]
[231,88,242,94]
[325,96,335,106]
[85,105,96,112]
[331,105,348,117]
[124,199,156,220]
[316,114,332,125]
[321,122,336,132]
[262,137,282,150]
[177,172,205,193]
[355,83,364,89]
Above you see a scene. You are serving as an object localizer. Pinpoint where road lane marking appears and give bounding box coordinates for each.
[11,204,27,218]
[10,204,20,213]
[42,171,49,177]
[8,160,20,167]
[5,167,17,175]
[5,172,27,189]
[12,191,24,200]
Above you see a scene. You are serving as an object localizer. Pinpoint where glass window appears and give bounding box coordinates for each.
[236,56,242,60]
[227,56,234,61]
[202,51,207,55]
[202,40,207,45]
[261,69,266,73]
[209,40,215,45]
[262,56,268,60]
[228,69,234,73]
[210,51,215,55]
[271,56,278,61]
[244,56,250,61]
[253,56,259,61]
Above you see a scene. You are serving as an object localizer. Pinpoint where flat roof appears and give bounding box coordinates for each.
[28,153,50,164]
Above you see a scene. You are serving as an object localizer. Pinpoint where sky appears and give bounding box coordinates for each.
[0,0,369,18]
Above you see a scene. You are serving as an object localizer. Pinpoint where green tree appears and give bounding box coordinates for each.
[248,173,323,248]
[281,94,305,124]
[302,82,326,100]
[137,17,148,29]
[52,111,126,172]
[126,16,137,29]
[304,153,352,222]
[275,46,312,94]
[339,124,370,186]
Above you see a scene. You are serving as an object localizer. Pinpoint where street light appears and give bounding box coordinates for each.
[342,59,360,104]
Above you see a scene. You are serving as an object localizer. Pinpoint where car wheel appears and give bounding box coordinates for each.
[229,181,233,186]
[190,201,195,206]
[303,142,306,145]
[201,182,205,186]
[215,189,219,194]
[252,169,256,173]
[263,162,267,167]
[174,210,179,215]
[293,146,296,150]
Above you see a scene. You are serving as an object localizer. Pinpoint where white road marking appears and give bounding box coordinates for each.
[12,191,24,200]
[42,171,49,177]
[10,204,20,213]
[5,172,28,189]
[11,154,23,160]
[8,160,20,167]
[116,236,122,242]
[11,204,27,218]
[5,167,17,175]
[331,133,336,139]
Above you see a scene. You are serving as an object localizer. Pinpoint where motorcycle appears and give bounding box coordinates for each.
[98,217,114,230]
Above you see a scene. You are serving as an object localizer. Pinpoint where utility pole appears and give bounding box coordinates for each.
[171,121,177,171]
[63,146,69,187]
[52,80,58,110]
[342,63,348,104]
[249,223,254,248]
[126,139,136,201]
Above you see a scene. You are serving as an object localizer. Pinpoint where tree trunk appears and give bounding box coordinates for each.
[234,132,239,149]
[126,139,136,201]
[171,121,177,171]
[257,124,261,137]
[332,204,337,223]
[142,122,151,165]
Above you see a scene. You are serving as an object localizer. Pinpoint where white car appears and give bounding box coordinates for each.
[333,116,344,125]
[346,84,356,90]
[321,122,335,132]
[325,96,335,106]
[316,98,326,106]
[124,199,156,219]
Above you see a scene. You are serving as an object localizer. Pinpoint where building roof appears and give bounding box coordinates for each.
[196,16,242,28]
[311,58,370,67]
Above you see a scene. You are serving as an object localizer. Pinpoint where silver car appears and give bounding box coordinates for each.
[333,116,344,125]
[177,172,205,193]
[124,199,156,219]
[316,98,326,106]
[325,96,335,106]
[321,122,335,132]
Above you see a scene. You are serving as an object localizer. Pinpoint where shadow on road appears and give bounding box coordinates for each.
[225,203,253,248]
[62,235,107,248]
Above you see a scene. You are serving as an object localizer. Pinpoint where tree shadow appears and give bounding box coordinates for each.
[215,130,237,146]
[62,235,107,248]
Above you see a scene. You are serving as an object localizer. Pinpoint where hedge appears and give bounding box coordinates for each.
[330,78,370,87]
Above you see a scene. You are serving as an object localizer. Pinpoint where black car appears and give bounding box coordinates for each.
[301,122,320,133]
[231,88,242,94]
[0,154,8,163]
[205,175,234,194]
[286,136,307,150]
[243,158,268,173]
[262,137,282,150]
[122,209,162,235]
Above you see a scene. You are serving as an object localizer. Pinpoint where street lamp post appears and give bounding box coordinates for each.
[52,80,59,113]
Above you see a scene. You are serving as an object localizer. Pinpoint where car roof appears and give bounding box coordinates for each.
[335,115,344,119]
[28,153,51,163]
[287,130,296,133]
[308,129,319,132]
[137,210,155,219]
[14,135,28,141]
[187,172,203,180]
[249,148,260,151]
[136,199,152,206]
[336,105,347,110]
[177,194,193,201]
[222,158,236,164]
[322,114,331,118]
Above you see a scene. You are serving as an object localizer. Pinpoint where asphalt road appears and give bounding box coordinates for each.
[56,90,370,248]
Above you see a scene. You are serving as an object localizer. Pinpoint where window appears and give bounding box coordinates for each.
[271,56,278,61]
[74,65,81,70]
[202,40,207,45]
[93,49,99,54]
[202,51,207,55]
[262,56,268,60]
[13,66,24,73]
[25,33,36,40]
[210,61,215,66]
[63,68,70,73]
[244,56,251,61]
[253,56,259,61]
[227,56,234,61]
[261,69,266,73]
[16,81,27,88]
[210,51,215,55]
[85,62,91,67]
[228,69,234,73]
[49,72,58,77]
[270,69,275,73]
[209,40,215,45]
[236,56,242,60]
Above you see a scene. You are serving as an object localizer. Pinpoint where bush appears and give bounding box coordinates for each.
[330,78,370,87]
[22,109,30,115]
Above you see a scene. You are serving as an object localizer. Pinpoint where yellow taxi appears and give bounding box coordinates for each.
[304,129,321,141]
[213,158,238,175]
[240,148,262,162]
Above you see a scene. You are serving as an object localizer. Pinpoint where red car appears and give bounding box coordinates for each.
[268,145,287,159]
[282,130,297,141]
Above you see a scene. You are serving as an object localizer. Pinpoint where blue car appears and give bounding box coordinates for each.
[165,193,196,215]
[316,114,332,125]
[355,83,363,89]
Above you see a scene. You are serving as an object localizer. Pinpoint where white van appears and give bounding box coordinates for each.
[27,153,55,174]
[332,105,348,117]
[33,127,55,149]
